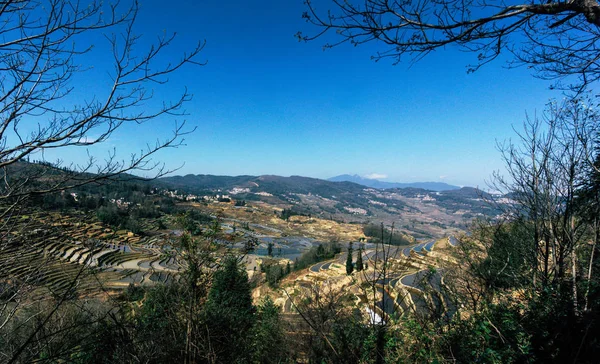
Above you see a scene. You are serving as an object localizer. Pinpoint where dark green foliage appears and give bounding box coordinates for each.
[130,283,187,362]
[251,297,291,363]
[0,300,135,364]
[261,260,287,287]
[445,303,534,363]
[26,189,77,210]
[518,288,600,363]
[120,283,145,302]
[96,204,147,235]
[356,245,364,272]
[73,315,132,364]
[156,196,177,214]
[0,281,19,301]
[293,241,342,270]
[327,312,370,364]
[478,221,535,290]
[363,224,411,246]
[156,174,257,191]
[346,242,354,275]
[279,208,310,221]
[298,294,369,364]
[131,200,162,219]
[4,260,269,362]
[25,176,159,211]
[310,319,369,364]
[96,204,125,227]
[267,242,274,257]
[448,224,600,363]
[203,256,255,362]
[266,264,284,286]
[243,236,258,254]
[429,187,499,215]
[124,217,143,235]
[177,209,214,235]
[178,214,200,235]
[406,292,598,363]
[184,208,214,224]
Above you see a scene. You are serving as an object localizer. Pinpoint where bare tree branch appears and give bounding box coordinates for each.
[299,0,600,91]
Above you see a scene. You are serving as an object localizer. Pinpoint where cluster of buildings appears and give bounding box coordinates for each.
[161,189,231,203]
[344,206,368,215]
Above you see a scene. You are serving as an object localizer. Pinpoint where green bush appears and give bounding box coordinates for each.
[363,224,411,246]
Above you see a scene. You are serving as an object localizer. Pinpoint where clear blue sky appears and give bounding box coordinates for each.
[45,0,562,187]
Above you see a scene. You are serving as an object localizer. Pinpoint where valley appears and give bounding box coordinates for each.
[0,172,476,308]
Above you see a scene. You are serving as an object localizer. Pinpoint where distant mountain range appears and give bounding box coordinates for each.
[328,174,461,192]
[156,173,503,239]
[157,174,367,201]
[14,161,504,239]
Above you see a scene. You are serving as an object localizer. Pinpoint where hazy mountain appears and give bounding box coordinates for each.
[328,174,461,191]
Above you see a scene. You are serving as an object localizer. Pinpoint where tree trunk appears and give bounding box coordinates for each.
[584,220,597,312]
[572,247,579,315]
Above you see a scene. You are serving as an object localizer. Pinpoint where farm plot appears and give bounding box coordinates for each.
[0,209,180,296]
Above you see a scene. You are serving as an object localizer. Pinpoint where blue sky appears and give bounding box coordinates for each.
[43,0,562,187]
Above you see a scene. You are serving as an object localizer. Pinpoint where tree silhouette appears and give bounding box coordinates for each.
[204,256,255,362]
[346,242,354,275]
[356,244,364,272]
[299,0,600,91]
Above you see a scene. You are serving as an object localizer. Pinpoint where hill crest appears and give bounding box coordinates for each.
[328,174,461,191]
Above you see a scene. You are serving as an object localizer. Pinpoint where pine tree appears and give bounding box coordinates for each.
[346,242,354,275]
[251,297,289,363]
[356,245,364,272]
[204,256,255,362]
[317,244,325,257]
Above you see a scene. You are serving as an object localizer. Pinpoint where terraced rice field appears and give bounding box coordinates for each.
[293,237,458,320]
[356,237,459,319]
[0,210,183,296]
